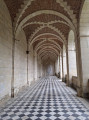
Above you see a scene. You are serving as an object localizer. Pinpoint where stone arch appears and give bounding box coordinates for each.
[41,53,57,61]
[38,47,59,57]
[34,37,62,51]
[39,49,58,56]
[29,25,66,44]
[15,0,76,31]
[22,20,70,29]
[30,33,64,47]
[15,10,75,36]
[36,43,61,53]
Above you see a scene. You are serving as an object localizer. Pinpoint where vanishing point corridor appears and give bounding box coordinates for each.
[1,0,89,120]
[0,76,89,120]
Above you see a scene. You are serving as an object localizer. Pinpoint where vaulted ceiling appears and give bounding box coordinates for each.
[4,0,84,64]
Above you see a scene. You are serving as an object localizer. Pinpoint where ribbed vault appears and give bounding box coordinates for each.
[4,0,84,64]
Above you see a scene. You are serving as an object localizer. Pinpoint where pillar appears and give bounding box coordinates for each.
[11,23,15,98]
[60,54,62,79]
[75,36,82,97]
[33,52,38,81]
[26,40,29,85]
[62,51,64,82]
[66,45,69,86]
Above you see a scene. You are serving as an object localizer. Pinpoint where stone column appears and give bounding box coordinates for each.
[63,45,67,81]
[11,24,15,98]
[76,0,89,97]
[26,40,29,85]
[37,56,41,79]
[59,54,62,79]
[57,56,60,78]
[62,51,64,82]
[75,35,83,97]
[55,57,59,76]
[34,52,38,81]
[66,45,69,86]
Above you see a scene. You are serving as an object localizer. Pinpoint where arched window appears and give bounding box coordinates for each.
[68,30,77,85]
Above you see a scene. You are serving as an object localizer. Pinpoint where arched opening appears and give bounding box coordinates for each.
[55,56,60,78]
[80,0,89,97]
[68,30,77,87]
[63,44,67,82]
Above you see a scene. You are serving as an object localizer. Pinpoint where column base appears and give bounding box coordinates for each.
[82,93,89,98]
[66,81,70,87]
[62,77,65,82]
[11,88,14,98]
[77,86,83,97]
[76,85,89,98]
[27,81,29,85]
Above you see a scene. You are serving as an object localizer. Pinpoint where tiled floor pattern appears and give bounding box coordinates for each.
[0,76,89,120]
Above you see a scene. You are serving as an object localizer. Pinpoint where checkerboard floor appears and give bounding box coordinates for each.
[0,76,89,120]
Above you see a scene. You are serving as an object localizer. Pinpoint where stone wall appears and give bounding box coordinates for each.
[14,30,27,94]
[80,0,89,97]
[0,0,12,99]
[0,0,43,100]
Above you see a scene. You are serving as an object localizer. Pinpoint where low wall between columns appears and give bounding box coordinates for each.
[72,76,77,90]
[65,75,67,83]
[64,75,89,98]
[65,75,77,90]
[81,80,89,98]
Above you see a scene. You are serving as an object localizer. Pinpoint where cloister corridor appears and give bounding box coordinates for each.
[0,76,89,120]
[1,0,89,119]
